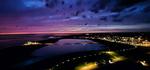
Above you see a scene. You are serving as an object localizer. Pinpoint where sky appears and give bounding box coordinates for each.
[0,0,150,34]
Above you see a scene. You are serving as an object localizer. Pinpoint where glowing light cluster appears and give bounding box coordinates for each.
[24,41,41,46]
[75,62,98,70]
[137,60,149,67]
[102,51,126,64]
[79,34,150,47]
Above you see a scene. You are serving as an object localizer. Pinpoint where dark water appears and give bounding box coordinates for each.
[32,39,105,57]
[16,39,106,66]
[0,34,46,49]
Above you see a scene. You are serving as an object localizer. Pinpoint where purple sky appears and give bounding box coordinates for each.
[0,0,150,34]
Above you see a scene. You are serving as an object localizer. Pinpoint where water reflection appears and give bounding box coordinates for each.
[32,39,105,57]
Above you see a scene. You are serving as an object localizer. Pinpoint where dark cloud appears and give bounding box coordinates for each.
[0,0,45,14]
[0,0,150,34]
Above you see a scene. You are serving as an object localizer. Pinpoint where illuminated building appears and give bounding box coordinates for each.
[24,41,41,46]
